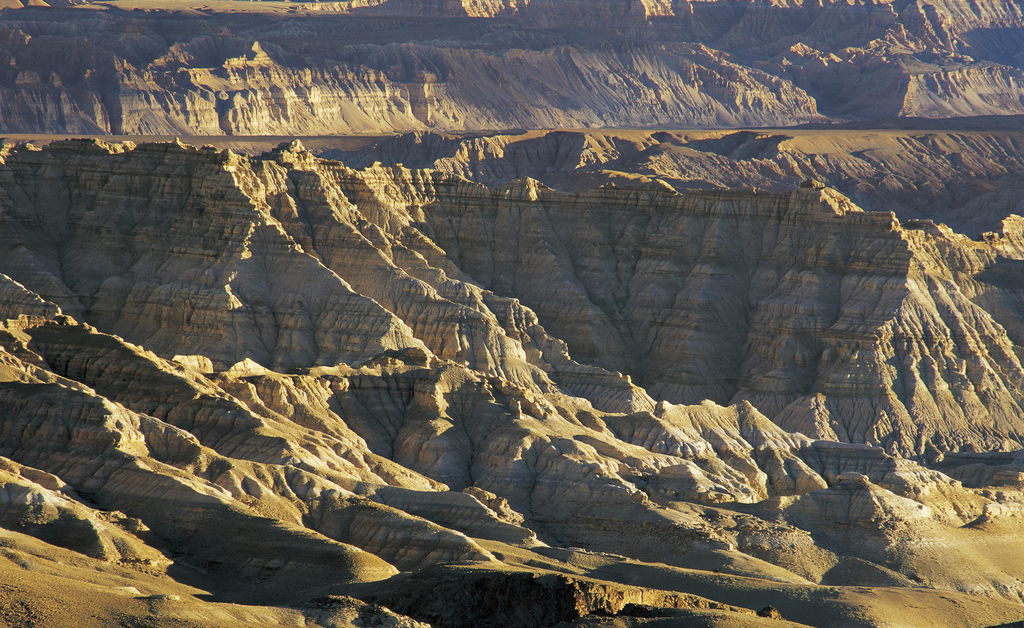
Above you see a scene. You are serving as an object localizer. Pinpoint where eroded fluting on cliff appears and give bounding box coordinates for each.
[5,139,1024,456]
[326,160,1024,459]
[4,141,1024,626]
[0,139,431,372]
[2,295,1024,626]
[2,0,1024,134]
[332,127,1024,240]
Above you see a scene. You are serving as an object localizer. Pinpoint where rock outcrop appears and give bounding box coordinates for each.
[7,139,1024,457]
[3,140,1024,627]
[1,0,1023,134]
[334,162,1024,459]
[332,127,1024,237]
[359,567,758,628]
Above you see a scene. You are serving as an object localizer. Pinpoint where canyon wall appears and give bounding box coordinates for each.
[6,139,1024,457]
[325,126,1024,236]
[0,0,1023,134]
[4,140,1024,627]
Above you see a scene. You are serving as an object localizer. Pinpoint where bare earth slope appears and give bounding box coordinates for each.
[3,140,1024,627]
[0,0,1023,133]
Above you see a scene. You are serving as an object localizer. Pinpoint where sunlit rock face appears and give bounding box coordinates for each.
[5,141,1024,627]
[331,127,1024,239]
[323,159,1024,460]
[1,0,1023,134]
[5,139,1024,458]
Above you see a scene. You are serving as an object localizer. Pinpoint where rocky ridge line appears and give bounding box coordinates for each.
[1,0,1023,134]
[3,140,1024,626]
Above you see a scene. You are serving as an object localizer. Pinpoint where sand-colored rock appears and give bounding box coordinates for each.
[2,0,1023,135]
[298,596,432,628]
[0,273,61,321]
[0,15,823,135]
[0,139,428,371]
[0,284,905,597]
[0,374,405,591]
[4,140,1024,625]
[10,319,511,572]
[0,524,430,628]
[0,456,167,567]
[6,139,1024,459]
[347,167,1024,458]
[337,127,1024,237]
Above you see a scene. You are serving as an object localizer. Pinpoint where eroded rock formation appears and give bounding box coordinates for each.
[331,127,1024,237]
[1,0,1023,134]
[319,155,1024,459]
[3,140,1024,627]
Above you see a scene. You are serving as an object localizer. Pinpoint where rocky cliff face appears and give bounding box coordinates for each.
[1,0,1023,134]
[0,16,822,135]
[7,139,1024,456]
[315,159,1024,459]
[327,125,1024,236]
[4,141,1024,627]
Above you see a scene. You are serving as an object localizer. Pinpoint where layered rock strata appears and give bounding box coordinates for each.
[2,141,1024,626]
[2,308,1023,625]
[330,160,1024,459]
[0,19,821,135]
[1,0,1024,134]
[6,139,1024,456]
[332,127,1024,237]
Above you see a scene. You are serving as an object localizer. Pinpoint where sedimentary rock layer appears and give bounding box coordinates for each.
[0,0,1023,134]
[329,126,1024,237]
[5,139,1024,457]
[3,141,1024,628]
[327,157,1024,459]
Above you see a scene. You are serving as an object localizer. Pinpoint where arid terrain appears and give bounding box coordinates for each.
[4,1,1024,628]
[1,0,1024,133]
[3,135,1024,628]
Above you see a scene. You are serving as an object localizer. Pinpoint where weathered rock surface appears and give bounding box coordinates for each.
[345,162,1024,459]
[0,456,167,567]
[13,139,1024,460]
[0,522,431,628]
[358,566,761,628]
[333,126,1024,237]
[0,12,822,134]
[7,139,1024,456]
[1,0,1023,134]
[2,140,1024,627]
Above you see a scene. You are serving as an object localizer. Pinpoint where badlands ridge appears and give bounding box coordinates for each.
[0,0,1023,133]
[3,138,1024,627]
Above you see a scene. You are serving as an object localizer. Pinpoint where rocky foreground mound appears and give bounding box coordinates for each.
[1,0,1023,133]
[3,140,1024,627]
